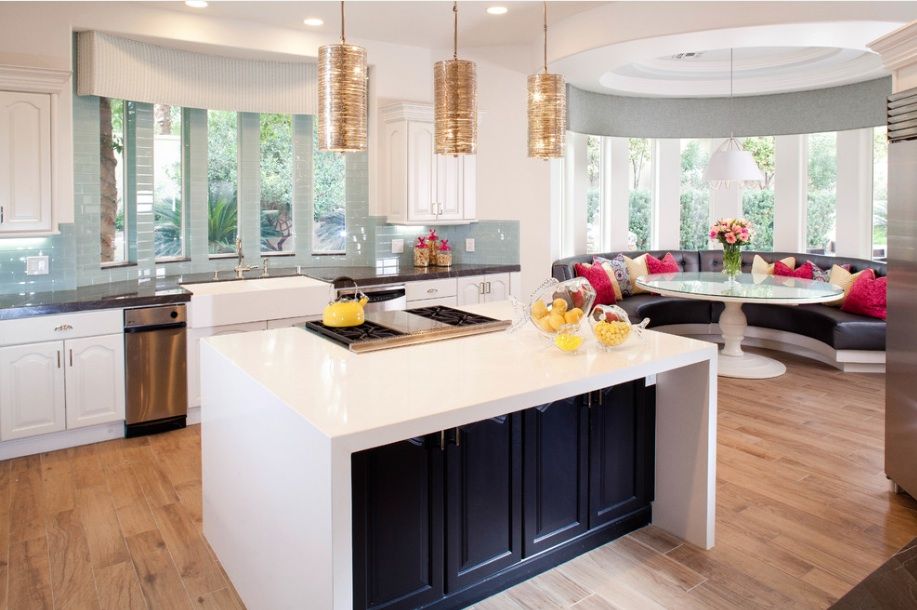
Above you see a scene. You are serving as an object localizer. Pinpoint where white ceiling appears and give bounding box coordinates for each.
[149,1,601,50]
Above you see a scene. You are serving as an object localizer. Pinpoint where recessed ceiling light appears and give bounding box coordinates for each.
[486,6,508,15]
[303,17,324,27]
[185,0,208,8]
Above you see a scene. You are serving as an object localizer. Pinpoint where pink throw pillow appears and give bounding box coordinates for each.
[841,269,886,320]
[774,260,814,280]
[646,252,680,274]
[575,263,615,306]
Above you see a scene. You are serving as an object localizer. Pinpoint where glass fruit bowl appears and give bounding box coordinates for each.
[588,304,649,350]
[528,277,597,339]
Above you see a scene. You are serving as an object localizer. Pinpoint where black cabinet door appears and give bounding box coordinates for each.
[445,413,523,593]
[352,435,444,610]
[589,381,656,529]
[522,397,589,557]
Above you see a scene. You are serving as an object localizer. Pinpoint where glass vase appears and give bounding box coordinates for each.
[722,245,742,282]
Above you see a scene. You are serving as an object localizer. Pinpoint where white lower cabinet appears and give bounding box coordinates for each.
[0,340,66,440]
[0,332,124,441]
[65,334,125,430]
[456,273,512,306]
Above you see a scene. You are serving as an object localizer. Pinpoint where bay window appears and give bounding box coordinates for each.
[679,139,711,250]
[741,136,775,251]
[207,110,239,256]
[585,135,604,254]
[312,121,347,254]
[260,114,294,254]
[872,126,888,259]
[627,138,655,250]
[100,98,128,266]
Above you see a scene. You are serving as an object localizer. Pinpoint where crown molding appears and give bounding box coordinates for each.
[0,64,71,93]
[868,21,917,73]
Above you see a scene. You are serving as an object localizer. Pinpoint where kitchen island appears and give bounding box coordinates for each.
[200,301,717,610]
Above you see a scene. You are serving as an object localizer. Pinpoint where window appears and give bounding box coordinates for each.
[153,104,184,259]
[260,114,294,253]
[806,132,837,255]
[679,139,711,250]
[872,126,888,259]
[312,121,346,253]
[207,110,239,255]
[741,136,775,251]
[585,135,603,254]
[100,98,127,265]
[627,138,655,250]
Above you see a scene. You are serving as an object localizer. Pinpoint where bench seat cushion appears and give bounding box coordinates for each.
[618,295,713,327]
[712,303,886,350]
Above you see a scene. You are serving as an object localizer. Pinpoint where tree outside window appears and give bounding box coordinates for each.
[628,138,654,250]
[153,104,184,259]
[100,98,127,265]
[585,135,603,254]
[742,136,775,251]
[872,126,888,259]
[679,139,710,250]
[806,132,837,254]
[312,123,347,253]
[260,114,294,253]
[207,111,239,255]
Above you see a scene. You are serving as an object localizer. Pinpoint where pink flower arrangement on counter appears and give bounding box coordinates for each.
[438,239,450,252]
[416,236,428,248]
[710,218,753,247]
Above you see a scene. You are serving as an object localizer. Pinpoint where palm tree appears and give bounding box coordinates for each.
[100,98,119,262]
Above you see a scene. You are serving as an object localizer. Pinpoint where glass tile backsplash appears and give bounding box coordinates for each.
[0,94,518,295]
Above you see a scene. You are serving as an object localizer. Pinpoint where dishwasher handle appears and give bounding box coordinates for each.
[365,288,407,303]
[124,322,187,333]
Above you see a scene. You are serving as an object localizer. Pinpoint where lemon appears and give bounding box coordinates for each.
[531,300,549,320]
[554,333,584,352]
[594,320,631,346]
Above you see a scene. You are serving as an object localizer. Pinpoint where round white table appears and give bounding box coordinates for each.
[636,271,843,379]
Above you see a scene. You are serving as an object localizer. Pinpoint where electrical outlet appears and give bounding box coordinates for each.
[465,238,475,252]
[391,238,404,254]
[25,255,49,275]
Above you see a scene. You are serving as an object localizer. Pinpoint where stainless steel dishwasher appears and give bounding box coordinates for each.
[124,304,188,437]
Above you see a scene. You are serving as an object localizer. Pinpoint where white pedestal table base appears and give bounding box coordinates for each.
[716,301,787,379]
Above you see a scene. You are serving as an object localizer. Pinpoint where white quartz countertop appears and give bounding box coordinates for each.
[202,301,717,451]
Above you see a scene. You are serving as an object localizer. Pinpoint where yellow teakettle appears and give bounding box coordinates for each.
[323,277,369,327]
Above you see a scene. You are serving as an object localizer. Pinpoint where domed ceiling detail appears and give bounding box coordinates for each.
[599,46,886,97]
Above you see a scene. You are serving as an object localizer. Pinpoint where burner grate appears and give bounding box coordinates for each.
[406,305,499,327]
[304,320,406,347]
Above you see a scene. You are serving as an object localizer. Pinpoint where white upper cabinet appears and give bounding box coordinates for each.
[379,102,476,225]
[0,91,53,234]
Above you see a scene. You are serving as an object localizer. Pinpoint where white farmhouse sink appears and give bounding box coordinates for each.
[184,275,331,328]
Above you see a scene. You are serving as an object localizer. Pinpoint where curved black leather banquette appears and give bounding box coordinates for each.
[551,250,886,352]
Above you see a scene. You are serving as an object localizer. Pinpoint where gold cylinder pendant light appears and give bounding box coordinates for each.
[434,1,477,156]
[318,1,367,152]
[527,1,566,159]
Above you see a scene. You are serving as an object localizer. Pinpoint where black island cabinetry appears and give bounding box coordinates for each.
[351,379,656,610]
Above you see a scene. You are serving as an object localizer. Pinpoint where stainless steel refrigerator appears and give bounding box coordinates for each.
[886,87,917,498]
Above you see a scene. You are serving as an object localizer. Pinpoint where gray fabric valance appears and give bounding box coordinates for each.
[567,77,891,138]
[76,32,317,114]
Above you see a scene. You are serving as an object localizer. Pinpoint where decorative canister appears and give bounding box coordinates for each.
[413,246,430,267]
[436,251,453,267]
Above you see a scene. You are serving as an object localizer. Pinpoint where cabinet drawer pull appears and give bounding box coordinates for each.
[455,427,461,447]
[69,349,73,367]
[440,430,446,451]
[426,288,438,294]
[54,324,73,332]
[57,350,61,368]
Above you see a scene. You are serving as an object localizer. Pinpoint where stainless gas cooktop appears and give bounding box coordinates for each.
[303,306,510,353]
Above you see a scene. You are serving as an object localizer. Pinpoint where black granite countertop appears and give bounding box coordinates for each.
[0,263,521,319]
[0,278,191,321]
[301,263,522,288]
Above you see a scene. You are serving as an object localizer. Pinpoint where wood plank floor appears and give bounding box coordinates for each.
[0,349,913,609]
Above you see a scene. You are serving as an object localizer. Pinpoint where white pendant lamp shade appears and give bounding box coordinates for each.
[706,48,764,188]
[704,137,765,188]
